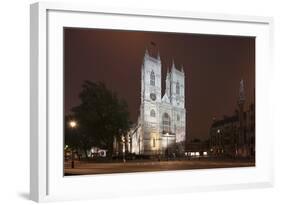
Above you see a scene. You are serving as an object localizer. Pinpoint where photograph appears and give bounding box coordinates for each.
[63,27,255,176]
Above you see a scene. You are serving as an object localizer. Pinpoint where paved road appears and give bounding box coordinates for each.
[64,160,255,175]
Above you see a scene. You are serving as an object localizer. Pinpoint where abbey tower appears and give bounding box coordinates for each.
[136,49,186,155]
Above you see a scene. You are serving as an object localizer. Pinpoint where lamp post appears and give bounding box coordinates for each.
[217,129,223,158]
[69,120,77,168]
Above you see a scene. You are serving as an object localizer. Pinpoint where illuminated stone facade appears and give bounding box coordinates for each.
[129,50,186,156]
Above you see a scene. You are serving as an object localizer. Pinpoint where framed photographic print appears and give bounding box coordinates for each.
[30,2,274,202]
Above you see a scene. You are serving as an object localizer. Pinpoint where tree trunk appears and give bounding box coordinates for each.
[83,148,89,160]
[107,142,113,159]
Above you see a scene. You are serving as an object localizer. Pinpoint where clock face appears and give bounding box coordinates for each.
[150,93,156,101]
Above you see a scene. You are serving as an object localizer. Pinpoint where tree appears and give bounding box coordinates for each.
[69,81,131,157]
[65,114,92,159]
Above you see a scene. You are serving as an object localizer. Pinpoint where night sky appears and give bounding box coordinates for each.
[64,28,255,142]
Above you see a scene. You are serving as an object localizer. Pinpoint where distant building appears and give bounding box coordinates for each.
[209,80,255,158]
[90,147,108,158]
[114,49,186,156]
[186,139,210,157]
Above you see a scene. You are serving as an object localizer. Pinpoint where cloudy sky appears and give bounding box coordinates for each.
[64,28,255,141]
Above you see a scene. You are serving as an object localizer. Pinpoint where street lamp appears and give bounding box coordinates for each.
[217,129,224,157]
[69,120,77,128]
[69,120,78,168]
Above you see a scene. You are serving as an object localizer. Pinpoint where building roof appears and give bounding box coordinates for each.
[211,115,239,127]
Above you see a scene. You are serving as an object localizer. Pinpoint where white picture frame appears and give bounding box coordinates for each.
[30,2,274,202]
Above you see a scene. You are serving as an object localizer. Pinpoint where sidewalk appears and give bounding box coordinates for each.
[64,159,255,175]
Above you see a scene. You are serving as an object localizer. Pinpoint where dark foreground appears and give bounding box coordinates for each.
[64,159,255,176]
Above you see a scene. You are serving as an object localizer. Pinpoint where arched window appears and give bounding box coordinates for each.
[177,115,180,121]
[176,82,180,95]
[150,71,155,86]
[150,109,156,117]
[162,113,171,133]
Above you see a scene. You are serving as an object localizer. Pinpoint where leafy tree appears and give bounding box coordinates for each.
[68,81,130,157]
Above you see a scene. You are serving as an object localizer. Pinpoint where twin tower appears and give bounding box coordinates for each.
[136,49,186,155]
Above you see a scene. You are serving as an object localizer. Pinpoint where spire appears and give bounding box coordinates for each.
[172,59,176,70]
[145,48,149,57]
[165,71,171,100]
[181,64,184,73]
[157,49,160,60]
[166,66,170,75]
[143,48,148,66]
[238,79,245,104]
[166,69,170,80]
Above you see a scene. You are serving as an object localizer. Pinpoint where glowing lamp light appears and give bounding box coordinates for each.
[69,120,77,128]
